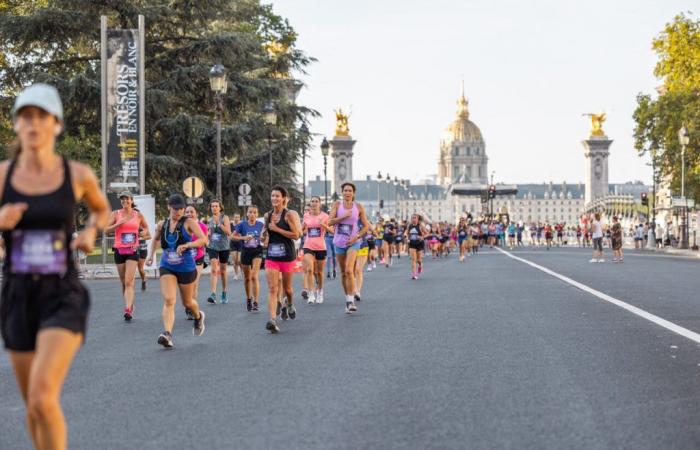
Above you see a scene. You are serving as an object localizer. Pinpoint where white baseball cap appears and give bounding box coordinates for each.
[12,83,64,121]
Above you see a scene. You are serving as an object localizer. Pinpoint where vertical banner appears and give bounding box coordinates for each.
[101,15,145,203]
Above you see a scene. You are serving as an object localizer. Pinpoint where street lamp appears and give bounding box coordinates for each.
[376,171,383,215]
[320,137,330,210]
[490,171,495,220]
[299,123,309,208]
[650,143,658,227]
[262,101,277,191]
[678,125,690,249]
[209,64,228,200]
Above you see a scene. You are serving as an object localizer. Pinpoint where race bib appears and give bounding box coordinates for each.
[11,230,67,275]
[459,231,466,237]
[268,243,286,258]
[190,248,198,258]
[337,224,352,236]
[165,249,184,265]
[308,227,322,238]
[245,233,259,248]
[409,233,420,241]
[211,233,222,242]
[121,232,137,245]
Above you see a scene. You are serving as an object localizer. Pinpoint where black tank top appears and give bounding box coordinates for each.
[408,224,422,242]
[1,157,76,276]
[266,208,295,262]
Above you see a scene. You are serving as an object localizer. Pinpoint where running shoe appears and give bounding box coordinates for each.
[589,259,597,263]
[412,275,417,280]
[185,308,194,320]
[246,298,252,312]
[193,311,206,336]
[207,293,217,304]
[345,301,354,314]
[280,303,289,321]
[141,280,146,291]
[372,261,377,269]
[266,319,280,334]
[354,294,361,303]
[598,259,605,263]
[288,304,297,320]
[221,291,228,304]
[123,307,133,322]
[367,265,372,272]
[316,291,324,304]
[349,302,357,312]
[252,302,259,312]
[301,290,309,300]
[307,293,315,305]
[327,272,331,279]
[332,269,337,278]
[157,331,174,348]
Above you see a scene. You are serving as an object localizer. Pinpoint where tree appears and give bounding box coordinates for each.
[633,13,700,202]
[0,0,316,216]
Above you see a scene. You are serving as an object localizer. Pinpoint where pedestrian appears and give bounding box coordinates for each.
[590,212,605,263]
[611,216,623,262]
[1,83,110,450]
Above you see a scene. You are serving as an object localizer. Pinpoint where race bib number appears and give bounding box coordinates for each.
[11,230,67,275]
[245,233,259,248]
[211,233,222,242]
[459,231,466,237]
[337,224,352,236]
[268,243,286,258]
[409,233,420,241]
[189,248,198,258]
[308,227,322,238]
[121,232,137,245]
[165,250,184,265]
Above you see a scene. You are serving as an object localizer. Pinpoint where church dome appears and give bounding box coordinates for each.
[443,86,484,144]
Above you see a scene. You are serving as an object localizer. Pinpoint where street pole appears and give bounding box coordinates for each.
[323,154,328,211]
[302,147,306,208]
[681,143,688,249]
[268,132,273,191]
[215,95,222,200]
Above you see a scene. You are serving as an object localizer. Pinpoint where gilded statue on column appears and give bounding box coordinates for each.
[335,108,350,136]
[583,112,607,137]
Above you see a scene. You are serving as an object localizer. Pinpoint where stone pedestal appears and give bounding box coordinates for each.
[330,135,356,195]
[582,135,613,205]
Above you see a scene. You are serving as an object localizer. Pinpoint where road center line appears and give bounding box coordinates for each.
[495,247,700,345]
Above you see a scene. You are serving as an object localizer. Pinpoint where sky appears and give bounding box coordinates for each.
[272,0,695,186]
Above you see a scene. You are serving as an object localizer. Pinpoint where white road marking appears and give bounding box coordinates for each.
[496,247,700,345]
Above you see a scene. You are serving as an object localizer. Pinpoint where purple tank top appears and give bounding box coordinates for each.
[333,202,359,248]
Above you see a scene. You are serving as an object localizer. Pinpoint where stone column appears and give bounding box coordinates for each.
[330,135,357,195]
[582,135,613,206]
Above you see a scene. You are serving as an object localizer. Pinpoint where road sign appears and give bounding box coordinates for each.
[238,195,252,206]
[672,197,695,208]
[183,176,204,198]
[238,183,252,196]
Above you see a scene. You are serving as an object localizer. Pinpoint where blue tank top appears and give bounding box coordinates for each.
[159,217,196,272]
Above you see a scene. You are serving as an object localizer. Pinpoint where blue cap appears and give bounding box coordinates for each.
[12,83,64,122]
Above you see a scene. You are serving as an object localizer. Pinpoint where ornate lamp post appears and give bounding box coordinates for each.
[320,137,330,210]
[376,171,383,215]
[262,101,277,191]
[299,124,309,207]
[679,126,690,249]
[209,64,228,200]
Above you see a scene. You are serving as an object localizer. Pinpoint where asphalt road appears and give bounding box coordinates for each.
[2,246,700,450]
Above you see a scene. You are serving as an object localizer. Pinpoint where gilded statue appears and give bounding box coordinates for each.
[583,112,607,137]
[335,108,350,136]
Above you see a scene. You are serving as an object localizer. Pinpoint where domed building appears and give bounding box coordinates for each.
[438,85,488,185]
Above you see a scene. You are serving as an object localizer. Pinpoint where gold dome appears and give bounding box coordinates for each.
[445,84,483,144]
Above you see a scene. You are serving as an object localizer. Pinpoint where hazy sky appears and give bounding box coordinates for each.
[273,0,694,185]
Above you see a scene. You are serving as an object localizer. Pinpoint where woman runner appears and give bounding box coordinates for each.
[407,214,428,279]
[263,187,301,333]
[353,218,371,302]
[229,212,242,281]
[147,194,208,348]
[329,183,370,314]
[1,84,110,450]
[184,205,208,320]
[136,212,149,292]
[106,191,149,321]
[457,217,469,261]
[301,196,330,305]
[233,205,264,312]
[206,199,232,304]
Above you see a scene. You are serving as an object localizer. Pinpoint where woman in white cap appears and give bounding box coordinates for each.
[0,83,110,450]
[105,190,150,321]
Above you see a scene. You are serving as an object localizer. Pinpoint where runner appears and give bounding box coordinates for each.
[106,191,150,321]
[1,84,110,450]
[382,217,396,267]
[147,194,208,348]
[301,196,330,305]
[544,222,553,250]
[393,219,404,259]
[507,222,516,250]
[263,187,301,333]
[206,199,232,304]
[329,183,370,314]
[229,212,242,281]
[457,217,469,261]
[366,227,377,271]
[324,224,337,279]
[407,214,428,279]
[353,218,371,302]
[232,205,264,312]
[184,205,208,320]
[135,210,149,292]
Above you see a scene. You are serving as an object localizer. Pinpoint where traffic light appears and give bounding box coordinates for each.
[641,192,648,206]
[489,185,496,199]
[379,199,384,209]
